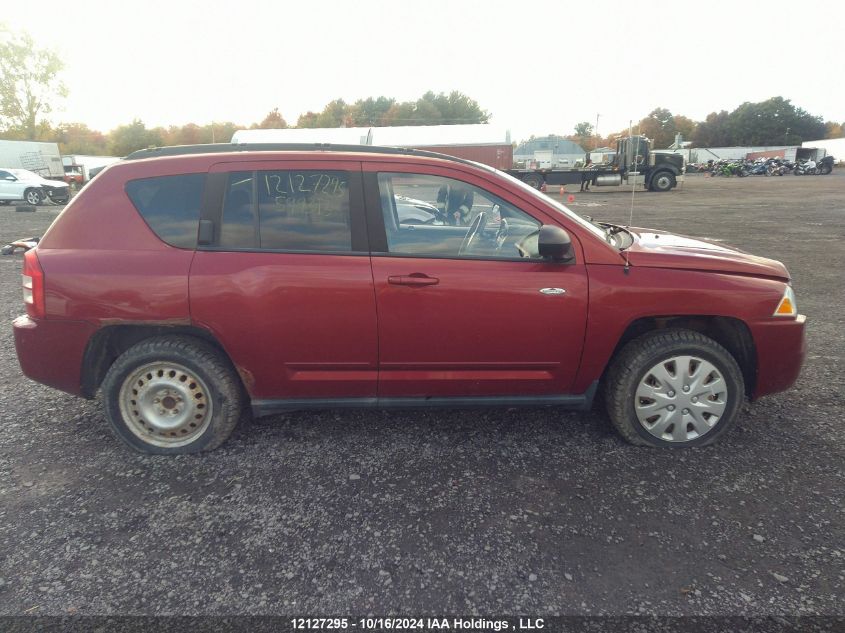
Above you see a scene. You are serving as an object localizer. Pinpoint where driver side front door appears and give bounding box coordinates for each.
[365,168,589,398]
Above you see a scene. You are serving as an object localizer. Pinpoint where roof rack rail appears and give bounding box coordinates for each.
[123,142,489,170]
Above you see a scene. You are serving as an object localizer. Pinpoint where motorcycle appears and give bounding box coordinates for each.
[793,159,817,175]
[817,155,834,175]
[746,159,771,176]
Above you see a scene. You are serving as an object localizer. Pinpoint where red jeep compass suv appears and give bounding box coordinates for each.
[13,144,806,454]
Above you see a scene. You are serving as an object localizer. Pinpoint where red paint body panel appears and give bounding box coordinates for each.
[12,148,806,412]
[371,257,589,396]
[189,252,378,399]
[624,228,789,280]
[39,159,207,251]
[748,315,807,397]
[573,265,802,395]
[13,315,95,396]
[38,249,193,321]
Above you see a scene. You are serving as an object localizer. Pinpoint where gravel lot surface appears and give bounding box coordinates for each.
[0,173,842,617]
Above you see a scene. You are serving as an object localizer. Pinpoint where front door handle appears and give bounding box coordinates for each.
[387,274,440,287]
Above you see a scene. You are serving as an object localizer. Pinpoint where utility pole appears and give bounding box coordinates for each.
[595,113,600,150]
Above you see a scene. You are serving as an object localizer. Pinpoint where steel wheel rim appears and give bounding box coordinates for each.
[118,362,213,448]
[656,175,671,189]
[634,355,728,443]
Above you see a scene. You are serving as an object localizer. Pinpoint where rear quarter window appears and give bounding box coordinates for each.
[125,174,205,248]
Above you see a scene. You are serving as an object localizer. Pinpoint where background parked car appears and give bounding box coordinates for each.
[0,168,70,205]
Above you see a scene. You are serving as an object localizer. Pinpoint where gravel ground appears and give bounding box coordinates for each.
[0,173,842,617]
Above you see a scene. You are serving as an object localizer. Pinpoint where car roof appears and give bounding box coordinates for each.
[124,143,497,173]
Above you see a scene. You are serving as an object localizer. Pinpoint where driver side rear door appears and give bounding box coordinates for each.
[364,164,589,398]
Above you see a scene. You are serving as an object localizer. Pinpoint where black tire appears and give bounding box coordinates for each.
[522,174,543,189]
[820,164,832,175]
[604,329,745,448]
[102,336,243,454]
[650,171,676,192]
[24,188,43,206]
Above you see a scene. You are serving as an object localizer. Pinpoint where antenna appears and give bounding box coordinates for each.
[624,120,638,271]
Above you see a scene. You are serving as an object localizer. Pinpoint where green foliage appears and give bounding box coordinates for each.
[574,122,593,137]
[56,123,108,155]
[691,97,826,147]
[108,119,163,156]
[572,122,594,150]
[296,111,320,128]
[347,97,396,126]
[691,110,732,147]
[296,91,488,128]
[0,24,67,140]
[635,108,686,149]
[251,108,287,129]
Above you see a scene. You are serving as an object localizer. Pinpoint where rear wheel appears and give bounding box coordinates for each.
[522,174,543,189]
[24,188,43,206]
[604,330,744,447]
[102,336,243,454]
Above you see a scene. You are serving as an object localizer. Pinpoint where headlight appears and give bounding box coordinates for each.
[773,286,797,317]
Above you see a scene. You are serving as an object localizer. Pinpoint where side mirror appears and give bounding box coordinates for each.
[538,225,575,263]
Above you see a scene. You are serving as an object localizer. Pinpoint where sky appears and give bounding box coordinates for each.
[3,0,844,143]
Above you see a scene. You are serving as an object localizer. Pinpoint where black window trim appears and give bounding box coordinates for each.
[200,166,369,254]
[363,170,560,264]
[125,172,208,250]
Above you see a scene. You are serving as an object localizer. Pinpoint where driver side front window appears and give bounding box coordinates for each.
[377,173,542,259]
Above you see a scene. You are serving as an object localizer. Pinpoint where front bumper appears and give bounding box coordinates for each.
[751,314,807,399]
[44,185,70,202]
[13,315,96,397]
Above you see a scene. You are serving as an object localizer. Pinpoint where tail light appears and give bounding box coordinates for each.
[22,249,45,319]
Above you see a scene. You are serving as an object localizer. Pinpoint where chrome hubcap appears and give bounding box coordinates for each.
[119,362,212,447]
[657,176,671,189]
[635,355,727,442]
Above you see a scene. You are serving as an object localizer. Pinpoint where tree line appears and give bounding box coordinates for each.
[0,94,490,157]
[1,24,842,157]
[568,98,840,151]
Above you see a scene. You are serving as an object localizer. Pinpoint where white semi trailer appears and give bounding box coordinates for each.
[0,140,64,179]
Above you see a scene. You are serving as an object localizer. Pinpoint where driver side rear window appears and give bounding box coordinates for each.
[376,173,541,259]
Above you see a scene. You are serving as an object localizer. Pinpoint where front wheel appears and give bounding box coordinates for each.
[604,330,745,447]
[24,188,43,205]
[650,171,675,192]
[102,336,244,454]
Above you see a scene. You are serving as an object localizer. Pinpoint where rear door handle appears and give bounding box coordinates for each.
[387,274,440,286]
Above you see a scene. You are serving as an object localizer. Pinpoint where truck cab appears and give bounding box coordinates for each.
[613,135,685,192]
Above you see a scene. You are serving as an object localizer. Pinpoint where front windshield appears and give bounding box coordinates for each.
[492,167,609,241]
